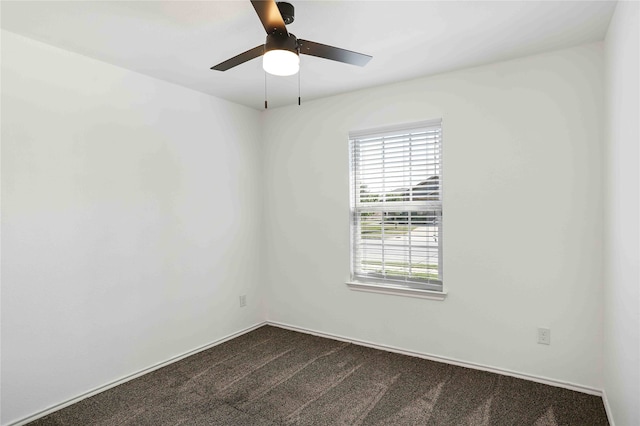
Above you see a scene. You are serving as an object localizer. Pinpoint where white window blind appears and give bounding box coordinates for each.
[349,120,442,292]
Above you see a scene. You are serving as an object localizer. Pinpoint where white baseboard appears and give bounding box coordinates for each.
[267,320,603,397]
[8,322,267,426]
[602,389,615,426]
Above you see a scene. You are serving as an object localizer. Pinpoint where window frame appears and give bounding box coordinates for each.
[347,119,445,299]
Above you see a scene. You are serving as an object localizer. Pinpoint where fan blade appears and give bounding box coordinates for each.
[251,0,288,35]
[211,45,264,71]
[298,39,371,67]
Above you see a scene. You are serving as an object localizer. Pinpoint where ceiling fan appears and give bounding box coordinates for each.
[211,0,372,77]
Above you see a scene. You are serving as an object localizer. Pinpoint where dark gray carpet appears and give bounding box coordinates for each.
[29,325,608,425]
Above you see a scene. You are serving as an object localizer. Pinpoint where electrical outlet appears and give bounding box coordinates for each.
[239,295,247,307]
[538,327,550,345]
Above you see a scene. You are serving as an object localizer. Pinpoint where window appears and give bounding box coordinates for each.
[348,119,443,295]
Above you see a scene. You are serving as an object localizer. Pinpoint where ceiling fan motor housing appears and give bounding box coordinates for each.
[265,32,298,54]
[277,2,295,25]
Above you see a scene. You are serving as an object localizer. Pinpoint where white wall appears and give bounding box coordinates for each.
[603,2,640,425]
[263,44,604,390]
[0,30,264,425]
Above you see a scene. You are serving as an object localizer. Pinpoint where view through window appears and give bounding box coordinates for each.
[349,120,442,292]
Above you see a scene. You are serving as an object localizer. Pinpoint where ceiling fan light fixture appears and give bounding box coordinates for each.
[263,49,299,76]
[210,0,372,84]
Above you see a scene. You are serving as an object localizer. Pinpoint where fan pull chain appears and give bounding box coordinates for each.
[264,71,268,109]
[298,63,301,106]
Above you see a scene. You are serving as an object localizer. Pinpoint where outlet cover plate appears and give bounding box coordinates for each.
[538,327,550,345]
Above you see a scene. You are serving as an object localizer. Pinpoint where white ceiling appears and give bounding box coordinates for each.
[1,1,616,110]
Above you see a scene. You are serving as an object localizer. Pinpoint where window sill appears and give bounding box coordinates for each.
[345,281,447,301]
